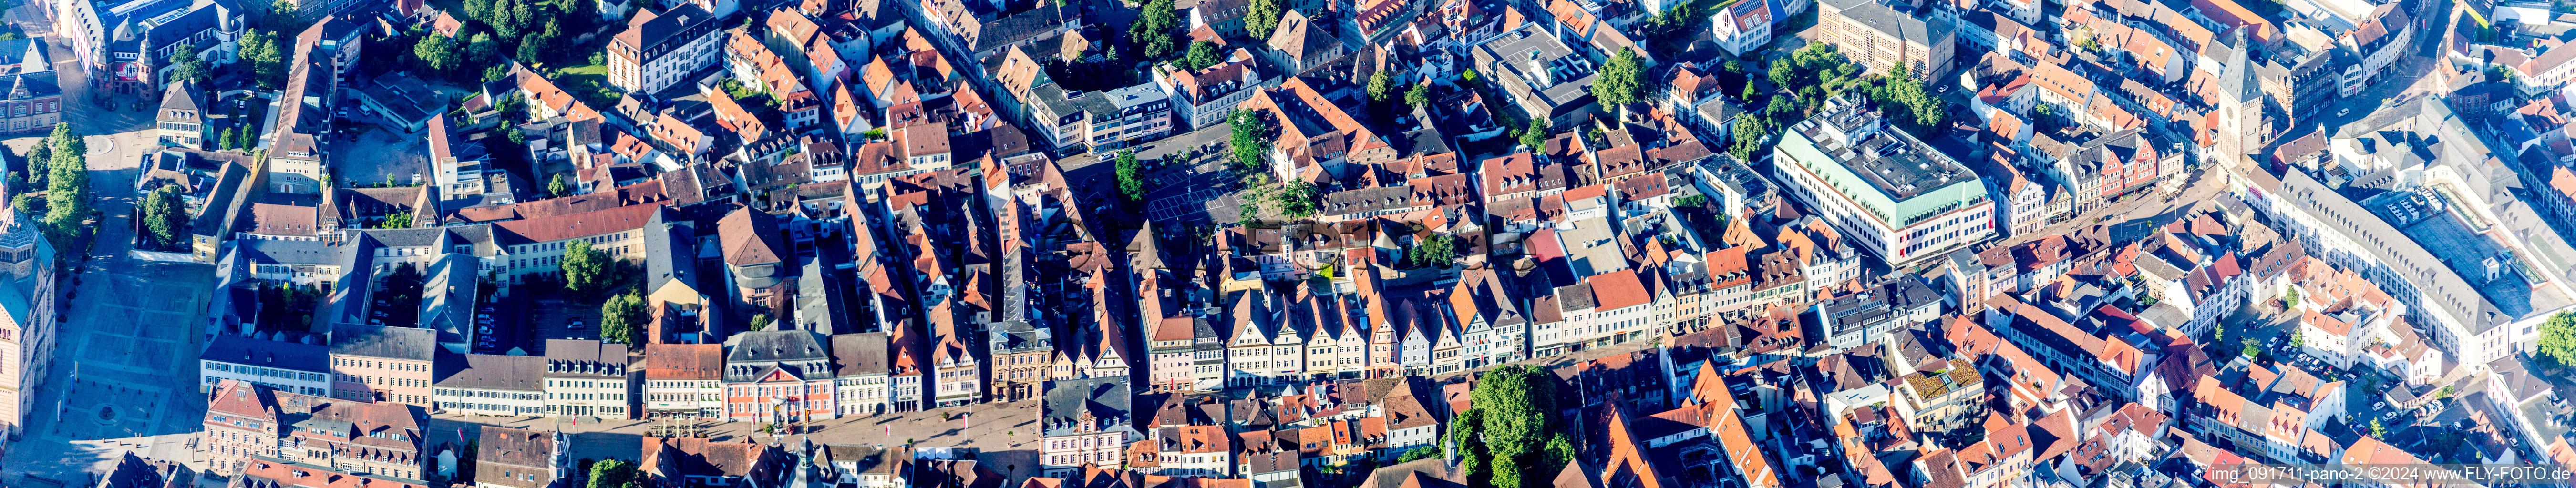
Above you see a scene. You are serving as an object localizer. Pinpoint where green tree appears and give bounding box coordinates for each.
[1728,116,1771,161]
[217,127,237,150]
[414,34,458,74]
[1179,41,1220,71]
[747,313,772,331]
[1591,47,1646,106]
[599,291,645,345]
[1491,455,1524,488]
[1114,150,1146,203]
[1229,109,1275,173]
[139,185,185,250]
[586,459,642,488]
[1537,433,1575,477]
[2284,287,2302,308]
[559,239,611,298]
[1868,65,1945,130]
[1402,233,1456,268]
[43,124,89,246]
[1395,447,1437,463]
[381,211,412,229]
[2370,418,2387,438]
[548,173,569,197]
[1367,70,1394,101]
[1457,444,1485,478]
[1519,118,1549,150]
[168,43,209,86]
[1470,365,1557,460]
[1273,179,1319,218]
[1244,0,1284,39]
[25,142,47,187]
[1130,0,1182,60]
[1404,83,1430,107]
[10,194,39,217]
[242,30,287,90]
[517,20,560,63]
[2537,312,2576,368]
[466,33,501,68]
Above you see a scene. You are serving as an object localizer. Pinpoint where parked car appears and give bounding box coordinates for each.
[569,319,587,329]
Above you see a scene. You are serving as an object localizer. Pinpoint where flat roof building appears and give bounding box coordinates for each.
[1769,96,1995,266]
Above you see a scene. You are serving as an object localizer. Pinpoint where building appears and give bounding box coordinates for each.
[608,5,723,95]
[2232,98,2576,369]
[722,330,838,424]
[1709,0,1779,56]
[203,380,301,475]
[0,38,62,134]
[433,353,546,416]
[640,438,789,488]
[1152,48,1266,130]
[1038,377,1134,476]
[829,332,892,416]
[1812,275,1941,350]
[1770,96,1995,266]
[328,325,438,406]
[280,397,428,480]
[645,343,727,418]
[1469,24,1599,127]
[1816,0,1955,81]
[158,81,204,147]
[0,175,61,446]
[541,339,634,419]
[48,0,242,107]
[474,427,566,488]
[199,335,332,396]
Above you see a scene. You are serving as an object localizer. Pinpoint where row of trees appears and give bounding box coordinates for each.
[1728,44,1949,160]
[40,124,90,250]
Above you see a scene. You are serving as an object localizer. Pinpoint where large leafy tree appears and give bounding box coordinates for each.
[599,291,646,345]
[1130,0,1183,60]
[1115,150,1146,203]
[2539,312,2576,368]
[1729,116,1772,161]
[559,240,611,298]
[1403,233,1456,268]
[1245,0,1284,39]
[240,30,287,90]
[1590,47,1647,106]
[168,44,209,86]
[1449,365,1562,487]
[1178,41,1221,71]
[1368,70,1394,101]
[586,459,642,488]
[1519,118,1549,150]
[414,34,458,75]
[139,185,185,251]
[1229,110,1275,173]
[1273,180,1319,218]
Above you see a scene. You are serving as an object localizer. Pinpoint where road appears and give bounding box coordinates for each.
[0,1,219,486]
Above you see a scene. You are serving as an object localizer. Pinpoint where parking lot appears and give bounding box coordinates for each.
[528,296,605,346]
[330,124,430,188]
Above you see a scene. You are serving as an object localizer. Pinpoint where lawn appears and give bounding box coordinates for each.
[553,62,625,108]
